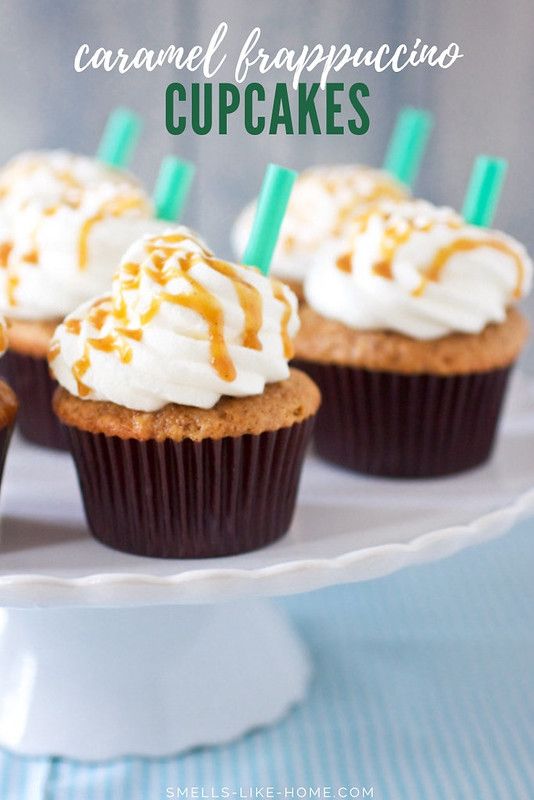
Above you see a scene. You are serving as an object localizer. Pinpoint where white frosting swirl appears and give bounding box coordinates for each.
[232,165,408,282]
[50,229,300,411]
[305,201,532,339]
[0,150,167,320]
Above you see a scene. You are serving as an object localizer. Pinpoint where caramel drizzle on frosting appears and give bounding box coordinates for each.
[0,242,13,267]
[78,195,149,270]
[336,253,352,273]
[53,233,293,397]
[6,274,19,307]
[207,257,263,352]
[273,281,294,359]
[413,237,526,298]
[22,249,38,264]
[330,176,406,237]
[69,298,130,398]
[335,209,525,299]
[65,318,82,335]
[0,158,147,307]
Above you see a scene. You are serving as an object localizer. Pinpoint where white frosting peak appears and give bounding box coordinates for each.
[304,200,532,339]
[0,150,167,320]
[232,164,408,282]
[50,229,300,411]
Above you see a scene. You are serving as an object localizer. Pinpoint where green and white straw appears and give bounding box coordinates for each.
[383,107,434,187]
[97,107,142,169]
[242,164,297,276]
[462,155,508,227]
[153,157,196,221]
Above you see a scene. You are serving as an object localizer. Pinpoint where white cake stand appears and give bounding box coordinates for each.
[1,373,533,760]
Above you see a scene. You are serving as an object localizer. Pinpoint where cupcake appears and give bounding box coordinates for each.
[294,200,531,478]
[0,317,18,486]
[232,165,408,300]
[0,150,168,449]
[50,229,320,558]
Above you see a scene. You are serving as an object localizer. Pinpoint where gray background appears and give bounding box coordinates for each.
[1,0,533,362]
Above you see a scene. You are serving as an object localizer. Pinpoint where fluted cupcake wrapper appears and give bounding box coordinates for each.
[66,418,315,558]
[3,350,69,451]
[293,359,513,478]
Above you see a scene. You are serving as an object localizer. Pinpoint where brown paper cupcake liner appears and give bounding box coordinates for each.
[65,417,315,558]
[3,350,69,451]
[293,359,513,478]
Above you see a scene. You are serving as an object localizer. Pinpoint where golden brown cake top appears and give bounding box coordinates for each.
[54,368,320,442]
[295,305,529,375]
[5,317,59,358]
[304,200,532,341]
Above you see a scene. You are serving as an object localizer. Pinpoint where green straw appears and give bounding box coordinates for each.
[153,157,196,221]
[462,155,508,227]
[97,108,142,169]
[383,107,434,187]
[242,164,297,276]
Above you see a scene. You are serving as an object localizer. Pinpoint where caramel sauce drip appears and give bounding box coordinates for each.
[112,292,129,324]
[87,334,133,364]
[149,246,236,381]
[23,249,38,264]
[336,253,352,273]
[139,298,161,326]
[72,345,91,397]
[0,324,6,353]
[65,318,82,335]
[284,235,295,254]
[78,195,148,270]
[413,237,526,298]
[117,326,142,341]
[331,177,405,236]
[87,304,109,331]
[121,261,141,291]
[6,274,19,307]
[335,211,462,285]
[207,256,263,351]
[56,170,82,191]
[162,279,236,382]
[273,281,294,359]
[373,261,393,280]
[0,242,13,267]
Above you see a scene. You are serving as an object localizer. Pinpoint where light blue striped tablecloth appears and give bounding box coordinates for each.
[1,521,533,800]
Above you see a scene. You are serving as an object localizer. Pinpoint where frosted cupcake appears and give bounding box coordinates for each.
[50,229,320,558]
[0,317,18,486]
[294,200,531,477]
[232,165,408,300]
[0,150,167,448]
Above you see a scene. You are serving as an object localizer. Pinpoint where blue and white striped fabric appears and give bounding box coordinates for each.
[1,521,533,800]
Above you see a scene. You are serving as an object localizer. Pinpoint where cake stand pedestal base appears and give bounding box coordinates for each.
[0,601,311,760]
